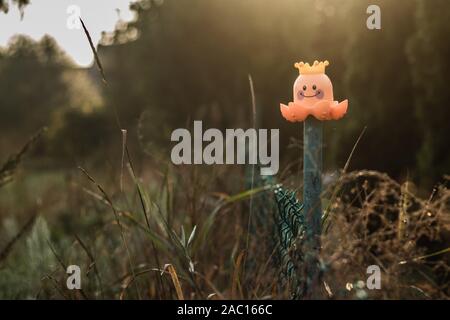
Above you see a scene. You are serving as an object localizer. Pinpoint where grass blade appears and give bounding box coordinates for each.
[79,17,107,84]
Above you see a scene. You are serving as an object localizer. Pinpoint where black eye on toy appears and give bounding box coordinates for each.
[312,85,317,90]
[303,85,307,90]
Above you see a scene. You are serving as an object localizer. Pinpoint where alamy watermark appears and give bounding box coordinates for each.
[66,4,81,30]
[66,265,81,290]
[366,5,381,30]
[170,121,279,175]
[366,264,381,289]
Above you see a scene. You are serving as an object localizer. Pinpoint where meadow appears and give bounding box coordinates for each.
[0,106,448,300]
[0,0,449,300]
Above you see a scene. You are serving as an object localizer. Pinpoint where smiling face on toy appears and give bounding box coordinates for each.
[279,60,348,122]
[293,73,334,107]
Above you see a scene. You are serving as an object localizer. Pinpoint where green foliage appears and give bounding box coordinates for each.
[407,0,450,185]
[0,0,449,300]
[48,109,114,162]
[1,0,449,184]
[331,0,420,178]
[100,0,320,142]
[0,35,106,163]
[0,216,55,299]
[93,0,450,185]
[0,164,448,299]
[0,36,70,140]
[0,128,46,188]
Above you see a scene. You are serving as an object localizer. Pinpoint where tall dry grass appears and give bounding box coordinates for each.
[0,151,448,299]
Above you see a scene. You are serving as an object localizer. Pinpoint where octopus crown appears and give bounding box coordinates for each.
[294,60,329,75]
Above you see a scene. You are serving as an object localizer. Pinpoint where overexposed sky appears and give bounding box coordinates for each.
[0,0,135,66]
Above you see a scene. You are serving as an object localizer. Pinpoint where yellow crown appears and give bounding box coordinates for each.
[294,60,329,75]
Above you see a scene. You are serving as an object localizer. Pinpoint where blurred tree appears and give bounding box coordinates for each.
[329,0,420,178]
[0,35,108,164]
[99,0,321,151]
[49,108,114,163]
[407,0,450,186]
[102,0,435,180]
[0,35,70,145]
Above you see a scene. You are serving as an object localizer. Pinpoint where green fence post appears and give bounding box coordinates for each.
[303,117,322,298]
[279,60,348,298]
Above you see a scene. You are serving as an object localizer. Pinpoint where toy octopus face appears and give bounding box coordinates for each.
[293,73,334,107]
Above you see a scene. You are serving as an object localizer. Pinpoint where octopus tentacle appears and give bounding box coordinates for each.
[312,100,332,120]
[290,102,309,121]
[280,103,296,122]
[330,99,348,120]
[280,100,348,122]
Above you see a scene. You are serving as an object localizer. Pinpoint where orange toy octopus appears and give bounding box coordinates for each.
[280,60,348,122]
